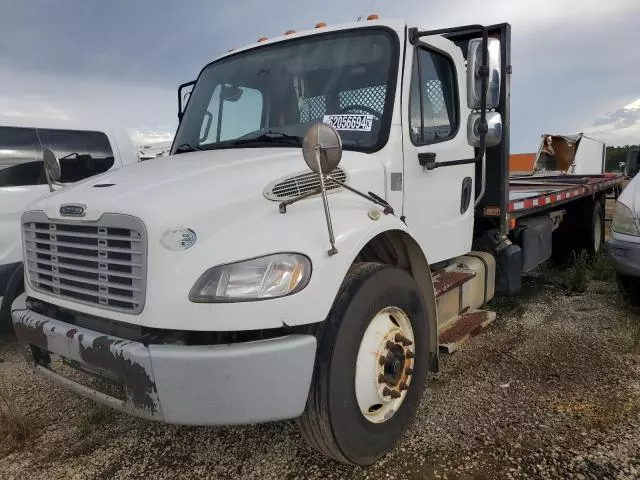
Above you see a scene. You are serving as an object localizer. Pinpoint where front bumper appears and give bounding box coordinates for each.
[11,294,317,425]
[608,237,640,277]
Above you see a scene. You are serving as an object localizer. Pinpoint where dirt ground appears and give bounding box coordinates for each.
[1,257,640,479]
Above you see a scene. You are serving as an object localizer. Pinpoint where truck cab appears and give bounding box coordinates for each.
[12,18,518,465]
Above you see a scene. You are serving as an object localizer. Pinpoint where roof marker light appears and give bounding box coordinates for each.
[315,22,327,28]
[257,37,268,42]
[285,30,296,35]
[366,14,380,20]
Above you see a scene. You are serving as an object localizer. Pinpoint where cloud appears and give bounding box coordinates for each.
[584,99,640,146]
[128,128,174,147]
[1,0,640,152]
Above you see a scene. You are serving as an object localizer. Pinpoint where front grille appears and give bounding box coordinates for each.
[23,211,147,314]
[263,168,348,201]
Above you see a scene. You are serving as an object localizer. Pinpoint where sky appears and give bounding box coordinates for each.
[0,0,639,152]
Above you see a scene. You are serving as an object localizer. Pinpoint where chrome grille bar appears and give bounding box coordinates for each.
[22,211,147,314]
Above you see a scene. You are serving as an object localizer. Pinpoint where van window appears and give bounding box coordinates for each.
[0,127,117,187]
[37,129,115,183]
[0,127,44,187]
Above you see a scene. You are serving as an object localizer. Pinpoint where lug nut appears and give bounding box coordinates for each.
[385,340,395,349]
[389,389,401,399]
[378,356,387,366]
[406,351,415,359]
[382,387,393,397]
[378,374,387,384]
[399,382,408,391]
[394,333,413,347]
[405,367,414,375]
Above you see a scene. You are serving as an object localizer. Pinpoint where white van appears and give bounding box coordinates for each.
[0,117,139,329]
[609,171,640,302]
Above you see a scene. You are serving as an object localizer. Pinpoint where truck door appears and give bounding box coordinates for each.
[401,36,475,264]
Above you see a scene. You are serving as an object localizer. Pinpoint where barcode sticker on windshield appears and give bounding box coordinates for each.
[323,114,373,132]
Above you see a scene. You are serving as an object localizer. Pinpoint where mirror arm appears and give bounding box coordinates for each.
[177,80,196,121]
[325,177,394,215]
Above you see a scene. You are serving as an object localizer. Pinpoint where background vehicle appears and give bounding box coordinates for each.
[0,117,139,330]
[11,18,623,465]
[609,172,640,303]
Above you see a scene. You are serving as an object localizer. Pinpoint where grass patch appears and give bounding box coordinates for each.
[561,249,617,293]
[77,405,115,438]
[0,377,35,453]
[68,405,117,458]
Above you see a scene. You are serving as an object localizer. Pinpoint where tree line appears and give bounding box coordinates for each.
[606,145,639,172]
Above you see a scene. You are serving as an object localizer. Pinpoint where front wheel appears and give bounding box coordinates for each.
[297,263,430,465]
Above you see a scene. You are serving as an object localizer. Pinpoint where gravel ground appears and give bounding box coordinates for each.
[1,267,640,479]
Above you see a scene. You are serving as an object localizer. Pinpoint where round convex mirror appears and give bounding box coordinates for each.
[302,122,343,174]
[43,148,62,183]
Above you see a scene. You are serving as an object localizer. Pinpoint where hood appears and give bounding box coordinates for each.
[619,174,640,218]
[28,147,384,241]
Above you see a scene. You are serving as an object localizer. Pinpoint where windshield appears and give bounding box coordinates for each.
[172,28,399,155]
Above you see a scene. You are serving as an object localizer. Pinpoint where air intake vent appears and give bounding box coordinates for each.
[264,168,348,201]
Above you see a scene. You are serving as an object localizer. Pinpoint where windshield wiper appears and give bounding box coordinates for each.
[231,131,302,146]
[173,143,203,154]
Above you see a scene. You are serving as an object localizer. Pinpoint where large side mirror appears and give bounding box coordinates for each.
[467,111,502,147]
[467,38,501,110]
[302,122,343,174]
[43,148,61,191]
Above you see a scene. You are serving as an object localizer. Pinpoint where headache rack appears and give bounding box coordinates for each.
[22,211,147,314]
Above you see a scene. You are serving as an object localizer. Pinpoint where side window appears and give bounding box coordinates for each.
[37,129,115,183]
[0,126,44,187]
[409,48,458,145]
[200,85,264,144]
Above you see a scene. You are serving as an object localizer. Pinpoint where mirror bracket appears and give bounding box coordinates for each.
[280,122,394,256]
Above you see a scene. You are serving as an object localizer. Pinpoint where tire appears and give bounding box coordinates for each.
[297,263,430,465]
[0,263,24,334]
[552,200,604,263]
[617,273,640,306]
[586,201,605,256]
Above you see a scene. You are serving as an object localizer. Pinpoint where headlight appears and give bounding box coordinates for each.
[189,253,312,302]
[612,202,640,236]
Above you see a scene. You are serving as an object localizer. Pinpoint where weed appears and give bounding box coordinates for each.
[590,248,617,282]
[0,376,35,452]
[565,252,590,293]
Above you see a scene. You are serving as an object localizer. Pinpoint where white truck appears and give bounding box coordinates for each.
[11,18,623,465]
[0,117,139,330]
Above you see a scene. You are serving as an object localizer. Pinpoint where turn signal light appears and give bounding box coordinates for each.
[315,22,327,28]
[367,14,380,20]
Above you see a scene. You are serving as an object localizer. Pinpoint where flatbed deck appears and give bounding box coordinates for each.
[506,173,623,218]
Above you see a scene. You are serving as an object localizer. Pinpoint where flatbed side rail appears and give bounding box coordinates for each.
[506,175,623,217]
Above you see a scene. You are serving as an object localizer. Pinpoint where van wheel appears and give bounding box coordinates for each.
[0,264,24,333]
[617,273,640,306]
[297,263,429,465]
